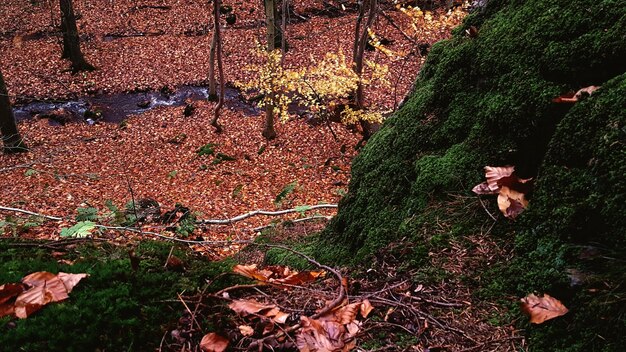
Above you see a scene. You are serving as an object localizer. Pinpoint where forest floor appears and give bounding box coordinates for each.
[0,1,522,351]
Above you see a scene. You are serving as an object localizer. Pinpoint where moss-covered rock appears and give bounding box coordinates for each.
[323,0,625,349]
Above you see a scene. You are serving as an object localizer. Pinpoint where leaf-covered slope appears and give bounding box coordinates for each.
[324,0,625,349]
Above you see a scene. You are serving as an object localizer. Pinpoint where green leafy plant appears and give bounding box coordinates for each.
[167,170,178,179]
[275,181,298,207]
[60,221,96,238]
[24,169,38,177]
[196,143,217,157]
[76,207,98,221]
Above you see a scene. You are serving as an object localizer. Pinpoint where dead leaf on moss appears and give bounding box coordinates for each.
[233,264,325,288]
[199,332,229,352]
[552,85,600,103]
[473,166,532,219]
[497,186,528,219]
[0,271,88,319]
[520,293,568,324]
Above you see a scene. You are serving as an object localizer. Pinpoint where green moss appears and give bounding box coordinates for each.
[0,240,236,351]
[321,0,626,349]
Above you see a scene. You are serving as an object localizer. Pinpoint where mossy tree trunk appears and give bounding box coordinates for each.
[60,0,95,73]
[0,69,27,153]
[262,0,277,140]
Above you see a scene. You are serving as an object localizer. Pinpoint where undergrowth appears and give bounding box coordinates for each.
[0,239,237,352]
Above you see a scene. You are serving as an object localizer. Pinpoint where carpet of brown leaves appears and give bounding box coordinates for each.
[1,0,463,245]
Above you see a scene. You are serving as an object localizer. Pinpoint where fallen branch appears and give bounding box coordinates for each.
[0,205,63,221]
[198,204,338,225]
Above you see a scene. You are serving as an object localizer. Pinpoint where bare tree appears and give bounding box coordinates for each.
[210,0,225,132]
[208,1,219,102]
[352,0,378,141]
[60,0,95,72]
[262,0,278,140]
[0,69,27,153]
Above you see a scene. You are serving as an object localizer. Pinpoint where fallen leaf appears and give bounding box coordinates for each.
[552,85,600,103]
[0,283,25,305]
[360,299,373,318]
[520,293,568,324]
[232,264,273,282]
[497,186,528,219]
[238,325,254,337]
[57,273,89,293]
[228,299,275,316]
[199,332,229,352]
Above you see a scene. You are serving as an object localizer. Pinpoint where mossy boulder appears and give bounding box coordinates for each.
[323,0,625,349]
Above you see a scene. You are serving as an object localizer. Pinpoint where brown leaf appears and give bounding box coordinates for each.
[199,332,229,352]
[0,283,25,305]
[485,166,515,191]
[228,299,274,316]
[553,85,600,103]
[360,299,373,318]
[238,325,254,337]
[21,271,57,287]
[14,285,55,319]
[497,186,528,219]
[57,273,89,294]
[520,293,568,324]
[472,181,498,195]
[297,316,347,352]
[232,264,272,282]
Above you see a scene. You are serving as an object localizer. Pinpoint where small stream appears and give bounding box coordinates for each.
[13,85,260,125]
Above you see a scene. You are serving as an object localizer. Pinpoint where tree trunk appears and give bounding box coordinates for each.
[60,0,95,72]
[208,33,218,101]
[352,0,378,142]
[208,9,218,102]
[262,0,277,140]
[210,0,224,133]
[353,0,377,109]
[280,0,289,56]
[0,70,27,153]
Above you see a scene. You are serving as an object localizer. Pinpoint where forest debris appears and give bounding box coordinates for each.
[0,272,88,319]
[199,332,229,352]
[473,166,532,219]
[520,293,568,324]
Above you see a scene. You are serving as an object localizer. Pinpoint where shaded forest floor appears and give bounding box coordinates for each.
[0,1,522,351]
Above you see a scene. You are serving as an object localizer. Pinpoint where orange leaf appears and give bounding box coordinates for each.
[232,264,272,282]
[228,299,274,316]
[520,293,568,324]
[57,273,89,294]
[238,325,254,337]
[199,332,229,352]
[553,85,600,103]
[497,186,528,219]
[360,299,373,318]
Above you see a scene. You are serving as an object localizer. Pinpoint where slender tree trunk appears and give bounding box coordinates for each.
[280,0,288,57]
[208,34,218,101]
[210,0,224,132]
[262,0,277,140]
[208,9,218,102]
[60,0,95,72]
[353,0,377,109]
[0,70,27,153]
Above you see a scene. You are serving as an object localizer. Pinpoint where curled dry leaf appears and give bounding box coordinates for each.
[497,186,528,219]
[1,271,89,319]
[552,85,600,103]
[297,316,348,352]
[233,264,325,288]
[233,264,273,282]
[199,332,229,352]
[473,166,532,219]
[520,293,568,324]
[228,299,289,324]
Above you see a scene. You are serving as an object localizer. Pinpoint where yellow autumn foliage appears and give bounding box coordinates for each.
[237,43,387,125]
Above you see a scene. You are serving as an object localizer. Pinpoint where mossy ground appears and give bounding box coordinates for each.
[0,239,238,352]
[318,0,626,350]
